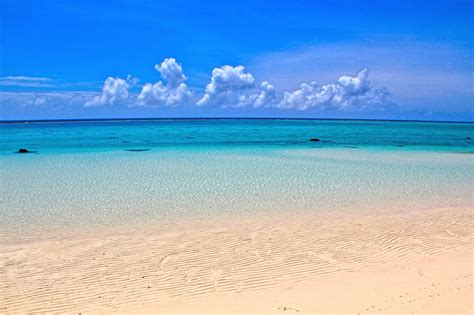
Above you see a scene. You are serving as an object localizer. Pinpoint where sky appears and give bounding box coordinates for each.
[0,0,473,121]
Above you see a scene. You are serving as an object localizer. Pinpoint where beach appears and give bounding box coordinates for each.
[0,119,473,313]
[1,207,472,313]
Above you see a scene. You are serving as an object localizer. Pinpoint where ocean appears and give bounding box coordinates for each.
[1,119,473,234]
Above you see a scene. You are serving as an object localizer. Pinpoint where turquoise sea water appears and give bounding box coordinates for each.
[1,119,473,234]
[0,119,473,155]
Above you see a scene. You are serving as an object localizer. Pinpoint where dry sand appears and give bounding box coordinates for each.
[1,207,473,314]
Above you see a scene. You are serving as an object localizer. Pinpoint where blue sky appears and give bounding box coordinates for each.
[1,0,473,121]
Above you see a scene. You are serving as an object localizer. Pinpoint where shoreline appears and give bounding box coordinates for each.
[1,206,472,313]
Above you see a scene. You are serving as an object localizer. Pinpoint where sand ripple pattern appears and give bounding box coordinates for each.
[0,207,473,313]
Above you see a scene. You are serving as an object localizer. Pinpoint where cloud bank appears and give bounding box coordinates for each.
[4,59,392,114]
[0,91,96,114]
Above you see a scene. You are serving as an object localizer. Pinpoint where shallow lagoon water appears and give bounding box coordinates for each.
[1,119,473,234]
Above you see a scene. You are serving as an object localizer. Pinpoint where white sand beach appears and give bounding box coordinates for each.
[1,206,472,314]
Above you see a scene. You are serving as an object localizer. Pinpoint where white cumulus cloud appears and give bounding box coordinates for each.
[155,58,186,88]
[196,65,277,108]
[84,75,136,107]
[253,81,277,108]
[137,58,191,107]
[279,69,390,111]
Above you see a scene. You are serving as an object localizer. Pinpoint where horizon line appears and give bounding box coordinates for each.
[1,117,473,125]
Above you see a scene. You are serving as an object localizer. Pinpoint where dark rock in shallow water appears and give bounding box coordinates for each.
[17,148,29,153]
[125,149,151,152]
[309,138,320,142]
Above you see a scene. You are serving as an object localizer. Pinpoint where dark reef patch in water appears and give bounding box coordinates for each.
[125,149,151,152]
[15,148,37,154]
